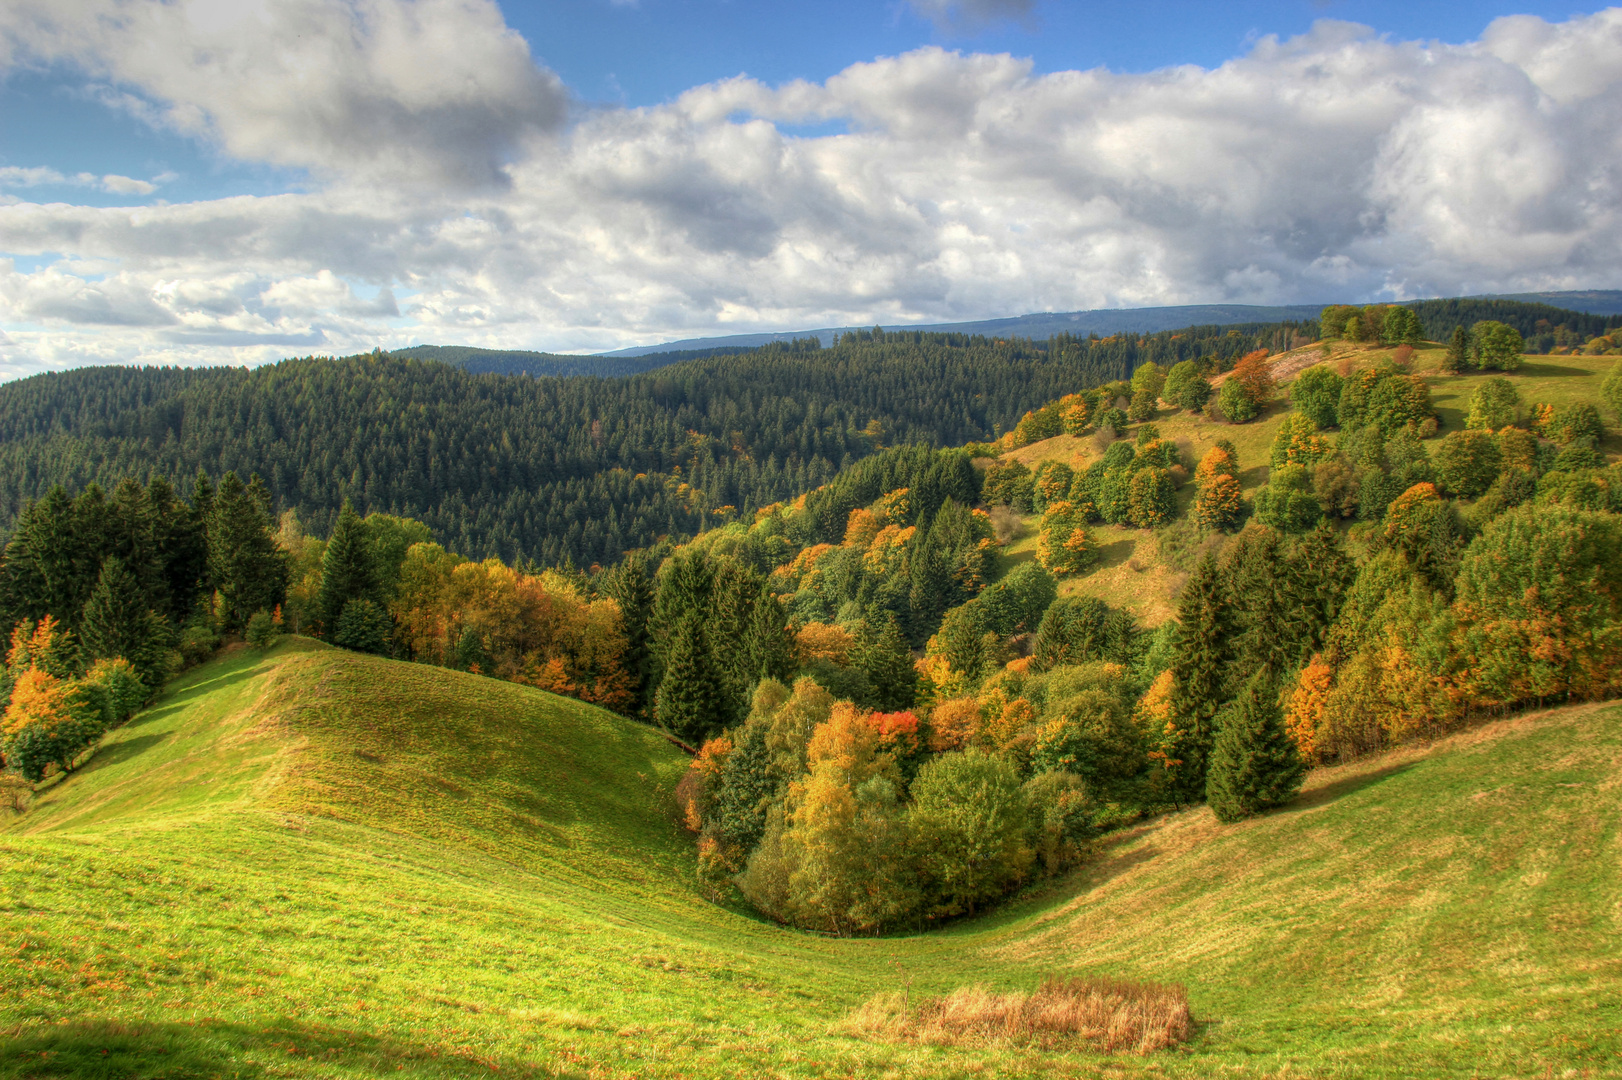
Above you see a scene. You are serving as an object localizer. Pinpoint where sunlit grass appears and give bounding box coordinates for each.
[3,643,1619,1078]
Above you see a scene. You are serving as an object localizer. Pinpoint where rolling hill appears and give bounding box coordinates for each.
[997,344,1622,627]
[2,640,1618,1078]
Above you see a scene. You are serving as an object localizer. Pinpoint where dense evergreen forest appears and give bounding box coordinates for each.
[0,320,1315,566]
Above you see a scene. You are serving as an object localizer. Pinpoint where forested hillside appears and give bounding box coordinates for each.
[0,320,1313,566]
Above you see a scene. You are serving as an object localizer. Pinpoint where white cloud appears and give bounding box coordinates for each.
[2,5,1622,375]
[0,0,569,189]
[0,166,164,196]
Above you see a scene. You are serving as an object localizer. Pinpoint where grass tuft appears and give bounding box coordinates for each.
[842,976,1193,1053]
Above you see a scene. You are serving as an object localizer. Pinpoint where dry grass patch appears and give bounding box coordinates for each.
[841,977,1193,1054]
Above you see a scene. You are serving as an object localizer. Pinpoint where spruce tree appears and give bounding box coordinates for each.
[333,598,391,655]
[209,472,288,629]
[655,615,725,744]
[80,558,152,664]
[1166,552,1236,803]
[1206,674,1306,823]
[742,584,794,686]
[1444,325,1469,374]
[317,500,376,635]
[601,551,656,715]
[856,613,918,711]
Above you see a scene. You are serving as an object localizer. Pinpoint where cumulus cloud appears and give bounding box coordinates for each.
[2,4,1622,375]
[0,0,568,189]
[0,166,162,195]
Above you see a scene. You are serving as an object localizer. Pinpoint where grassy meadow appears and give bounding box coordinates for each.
[2,639,1619,1078]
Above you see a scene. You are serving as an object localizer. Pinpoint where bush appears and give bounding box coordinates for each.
[178,622,221,667]
[334,599,392,654]
[1252,464,1322,533]
[1464,377,1520,431]
[245,608,284,650]
[1433,429,1503,499]
[81,658,147,729]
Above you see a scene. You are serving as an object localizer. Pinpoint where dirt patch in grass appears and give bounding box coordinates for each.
[841,977,1193,1053]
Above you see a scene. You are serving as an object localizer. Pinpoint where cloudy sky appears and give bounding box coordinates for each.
[1,0,1619,378]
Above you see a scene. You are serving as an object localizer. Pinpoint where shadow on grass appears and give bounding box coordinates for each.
[154,664,268,709]
[0,1017,572,1080]
[1288,761,1413,814]
[1093,538,1136,571]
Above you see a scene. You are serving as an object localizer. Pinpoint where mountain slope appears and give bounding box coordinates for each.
[2,643,1618,1078]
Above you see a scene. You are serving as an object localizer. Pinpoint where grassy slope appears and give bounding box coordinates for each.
[1001,346,1622,626]
[2,642,1619,1078]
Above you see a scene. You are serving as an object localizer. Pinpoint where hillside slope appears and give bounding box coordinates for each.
[1000,345,1622,625]
[2,644,1619,1078]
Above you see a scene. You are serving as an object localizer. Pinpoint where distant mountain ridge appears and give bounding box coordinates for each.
[393,290,1622,378]
[595,303,1330,357]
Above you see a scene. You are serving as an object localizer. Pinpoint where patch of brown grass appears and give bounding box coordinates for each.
[840,977,1192,1054]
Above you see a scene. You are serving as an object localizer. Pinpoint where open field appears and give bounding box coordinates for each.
[2,641,1619,1078]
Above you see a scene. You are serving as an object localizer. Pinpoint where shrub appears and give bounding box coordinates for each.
[841,977,1193,1053]
[1291,365,1343,429]
[245,608,284,650]
[178,622,221,667]
[81,658,146,729]
[334,599,391,654]
[1434,429,1503,499]
[1464,377,1520,431]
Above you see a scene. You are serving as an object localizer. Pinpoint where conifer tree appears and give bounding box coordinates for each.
[318,500,376,635]
[80,558,150,663]
[333,598,391,655]
[1166,552,1236,803]
[656,615,725,744]
[856,613,918,711]
[742,584,794,687]
[1206,674,1306,823]
[1443,325,1469,374]
[601,551,656,714]
[208,472,288,629]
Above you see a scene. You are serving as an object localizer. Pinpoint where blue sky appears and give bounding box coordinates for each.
[2,1,1621,373]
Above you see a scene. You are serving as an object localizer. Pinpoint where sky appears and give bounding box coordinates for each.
[1,1,1621,377]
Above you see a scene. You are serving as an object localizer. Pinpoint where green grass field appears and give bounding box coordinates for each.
[3,640,1619,1078]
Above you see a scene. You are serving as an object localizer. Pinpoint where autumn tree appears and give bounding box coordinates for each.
[1218,350,1274,423]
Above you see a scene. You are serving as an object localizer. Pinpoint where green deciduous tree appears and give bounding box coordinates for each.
[1471,321,1525,371]
[907,750,1032,918]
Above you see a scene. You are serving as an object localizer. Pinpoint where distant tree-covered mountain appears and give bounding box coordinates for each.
[0,321,1312,567]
